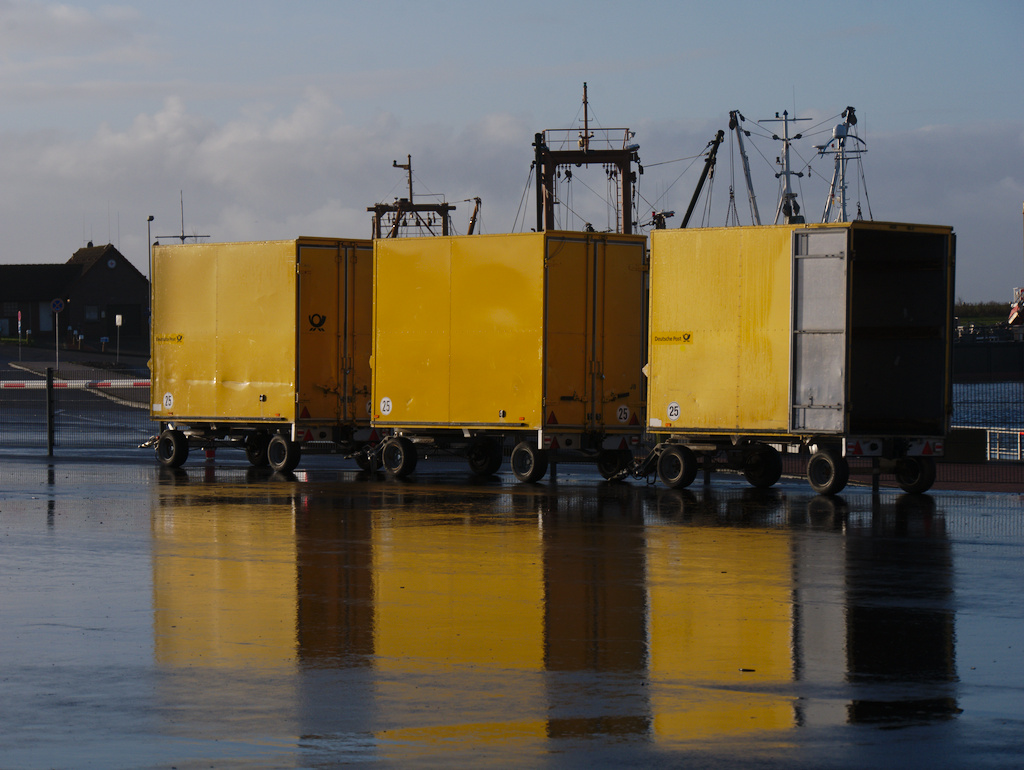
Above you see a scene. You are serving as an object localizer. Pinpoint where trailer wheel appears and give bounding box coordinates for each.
[155,429,189,468]
[807,448,849,495]
[244,431,270,467]
[382,436,418,478]
[743,443,783,489]
[267,434,301,473]
[511,442,548,483]
[657,445,698,489]
[597,449,633,480]
[467,437,503,477]
[894,456,937,494]
[354,451,372,472]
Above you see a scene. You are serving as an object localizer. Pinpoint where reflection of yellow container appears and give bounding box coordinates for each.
[152,500,298,667]
[371,232,647,442]
[647,527,795,739]
[648,222,955,439]
[150,238,372,438]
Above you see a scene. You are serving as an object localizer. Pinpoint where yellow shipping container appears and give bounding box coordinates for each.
[150,237,372,471]
[646,222,955,495]
[371,231,647,481]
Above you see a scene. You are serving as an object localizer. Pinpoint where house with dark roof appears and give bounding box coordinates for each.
[0,243,150,354]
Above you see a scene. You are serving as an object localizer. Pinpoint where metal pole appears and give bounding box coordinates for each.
[46,367,55,456]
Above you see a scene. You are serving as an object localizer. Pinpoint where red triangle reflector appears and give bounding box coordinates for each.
[299,406,311,419]
[549,437,560,450]
[547,411,558,425]
[629,412,639,425]
[619,438,628,450]
[922,443,933,455]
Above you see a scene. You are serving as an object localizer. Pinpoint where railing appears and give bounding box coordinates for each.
[984,428,1024,462]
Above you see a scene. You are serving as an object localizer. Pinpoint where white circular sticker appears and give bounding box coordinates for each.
[616,405,630,424]
[379,396,393,416]
[163,392,174,410]
[667,401,680,421]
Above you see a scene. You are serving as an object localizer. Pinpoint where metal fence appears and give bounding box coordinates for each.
[0,366,152,451]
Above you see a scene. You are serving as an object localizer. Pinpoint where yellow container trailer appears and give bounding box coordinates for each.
[370,231,647,481]
[150,237,373,472]
[643,222,955,494]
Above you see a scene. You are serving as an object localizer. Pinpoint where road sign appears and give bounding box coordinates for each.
[51,298,64,313]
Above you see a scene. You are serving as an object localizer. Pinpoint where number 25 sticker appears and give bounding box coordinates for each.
[616,405,630,423]
[379,397,393,416]
[667,401,680,420]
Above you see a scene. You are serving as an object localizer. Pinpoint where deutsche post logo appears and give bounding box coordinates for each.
[309,313,327,332]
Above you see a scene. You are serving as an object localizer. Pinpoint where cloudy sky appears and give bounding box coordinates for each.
[1,0,1021,301]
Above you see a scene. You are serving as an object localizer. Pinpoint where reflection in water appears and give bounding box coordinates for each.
[844,495,958,725]
[148,474,958,761]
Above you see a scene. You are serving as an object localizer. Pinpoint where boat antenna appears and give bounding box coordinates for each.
[816,106,868,223]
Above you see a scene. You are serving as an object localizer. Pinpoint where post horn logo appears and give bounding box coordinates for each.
[309,313,327,332]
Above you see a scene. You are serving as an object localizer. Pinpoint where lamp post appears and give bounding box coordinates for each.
[147,215,154,336]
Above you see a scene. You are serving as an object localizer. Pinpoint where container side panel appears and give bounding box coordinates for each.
[372,238,452,424]
[449,235,545,427]
[214,243,297,421]
[597,238,647,434]
[151,241,296,422]
[736,229,793,429]
[648,228,790,432]
[297,242,342,423]
[151,245,216,419]
[545,236,589,429]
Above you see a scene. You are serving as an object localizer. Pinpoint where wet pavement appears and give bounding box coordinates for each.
[1,450,1023,769]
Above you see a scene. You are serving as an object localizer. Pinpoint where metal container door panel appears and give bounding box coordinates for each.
[791,229,848,433]
[347,243,374,425]
[297,242,342,423]
[596,237,646,434]
[544,236,590,430]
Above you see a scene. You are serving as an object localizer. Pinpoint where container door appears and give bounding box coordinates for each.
[297,242,343,424]
[594,237,646,437]
[544,236,591,432]
[791,229,848,433]
[343,242,374,426]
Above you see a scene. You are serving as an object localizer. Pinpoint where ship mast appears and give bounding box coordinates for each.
[533,83,639,234]
[760,110,809,224]
[817,106,867,223]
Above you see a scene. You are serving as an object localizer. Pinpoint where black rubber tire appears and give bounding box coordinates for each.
[382,436,418,478]
[267,434,301,473]
[467,437,503,477]
[510,442,548,483]
[807,448,849,495]
[743,443,783,489]
[244,432,270,467]
[155,429,189,468]
[657,445,698,489]
[597,449,633,480]
[354,451,372,472]
[894,456,937,494]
